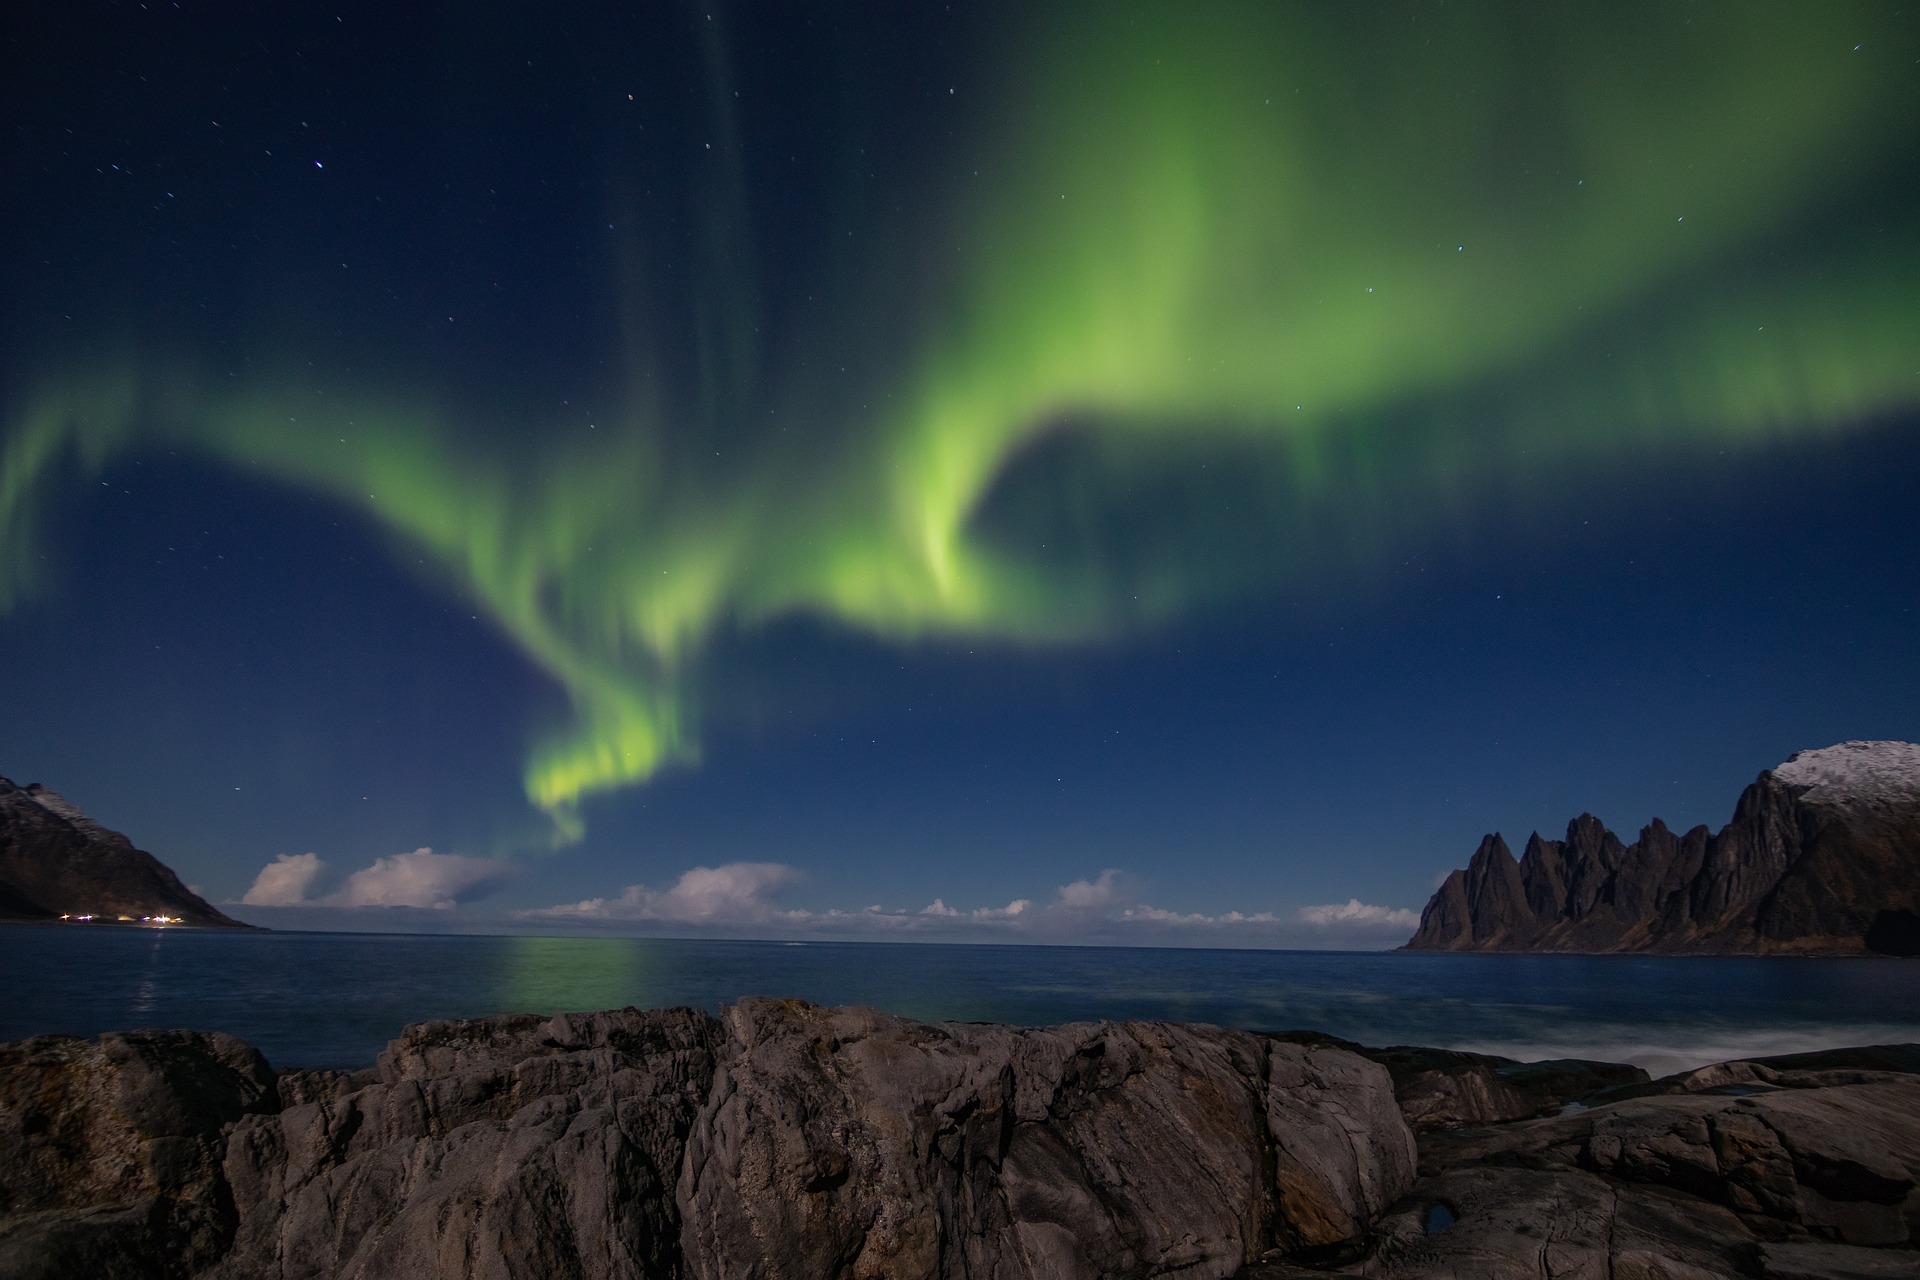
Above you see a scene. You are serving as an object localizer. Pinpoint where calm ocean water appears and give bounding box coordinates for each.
[3,925,1917,1076]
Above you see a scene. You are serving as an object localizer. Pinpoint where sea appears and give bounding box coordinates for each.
[4,925,1918,1077]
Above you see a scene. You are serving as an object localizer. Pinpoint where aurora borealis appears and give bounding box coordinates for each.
[2,2,1917,935]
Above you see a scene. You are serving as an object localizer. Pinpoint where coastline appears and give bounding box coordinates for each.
[0,917,262,931]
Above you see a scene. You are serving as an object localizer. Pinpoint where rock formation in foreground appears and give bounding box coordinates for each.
[1252,1040,1920,1280]
[0,1000,1414,1279]
[1404,740,1920,955]
[2,1002,1916,1279]
[0,774,247,927]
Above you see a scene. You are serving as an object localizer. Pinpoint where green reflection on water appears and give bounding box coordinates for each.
[499,935,662,1015]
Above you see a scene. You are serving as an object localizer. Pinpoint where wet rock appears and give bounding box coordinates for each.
[1362,1045,1646,1132]
[1271,1031,1649,1133]
[1628,1042,1920,1098]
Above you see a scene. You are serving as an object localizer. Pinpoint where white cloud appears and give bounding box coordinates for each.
[238,847,511,910]
[524,864,1418,950]
[329,847,513,909]
[651,862,802,921]
[242,852,326,906]
[1299,898,1421,928]
[1055,868,1126,910]
[531,861,804,924]
[1120,904,1213,925]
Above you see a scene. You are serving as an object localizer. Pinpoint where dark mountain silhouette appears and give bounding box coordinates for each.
[0,775,250,928]
[1404,741,1920,955]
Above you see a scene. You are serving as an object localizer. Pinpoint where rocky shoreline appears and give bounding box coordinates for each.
[1,1001,1915,1279]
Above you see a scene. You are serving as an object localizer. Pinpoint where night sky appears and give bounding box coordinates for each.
[3,1,1917,945]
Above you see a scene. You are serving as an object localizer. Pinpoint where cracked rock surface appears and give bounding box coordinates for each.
[0,1028,275,1279]
[0,1000,1413,1279]
[3,1005,1914,1279]
[1250,1048,1920,1279]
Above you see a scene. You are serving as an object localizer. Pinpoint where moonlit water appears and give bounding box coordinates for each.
[3,926,1916,1076]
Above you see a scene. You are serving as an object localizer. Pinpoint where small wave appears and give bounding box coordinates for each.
[1438,1023,1919,1076]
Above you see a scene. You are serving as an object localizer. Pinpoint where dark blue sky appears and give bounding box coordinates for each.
[3,2,1916,943]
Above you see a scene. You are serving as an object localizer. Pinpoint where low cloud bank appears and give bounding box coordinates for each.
[523,863,1418,949]
[239,847,513,910]
[238,848,1416,947]
[1299,898,1420,928]
[533,862,805,925]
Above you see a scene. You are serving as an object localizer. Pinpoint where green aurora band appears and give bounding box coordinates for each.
[4,3,1917,840]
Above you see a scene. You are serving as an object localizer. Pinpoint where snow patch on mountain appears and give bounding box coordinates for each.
[1773,740,1920,815]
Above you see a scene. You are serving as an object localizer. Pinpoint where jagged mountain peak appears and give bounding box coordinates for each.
[1406,741,1920,956]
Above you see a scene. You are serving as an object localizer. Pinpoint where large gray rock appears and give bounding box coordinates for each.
[0,1002,1415,1279]
[678,999,1413,1280]
[0,1029,277,1279]
[1272,1058,1920,1279]
[210,1006,719,1280]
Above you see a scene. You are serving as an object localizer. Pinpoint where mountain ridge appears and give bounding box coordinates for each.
[1403,741,1920,956]
[0,775,250,928]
